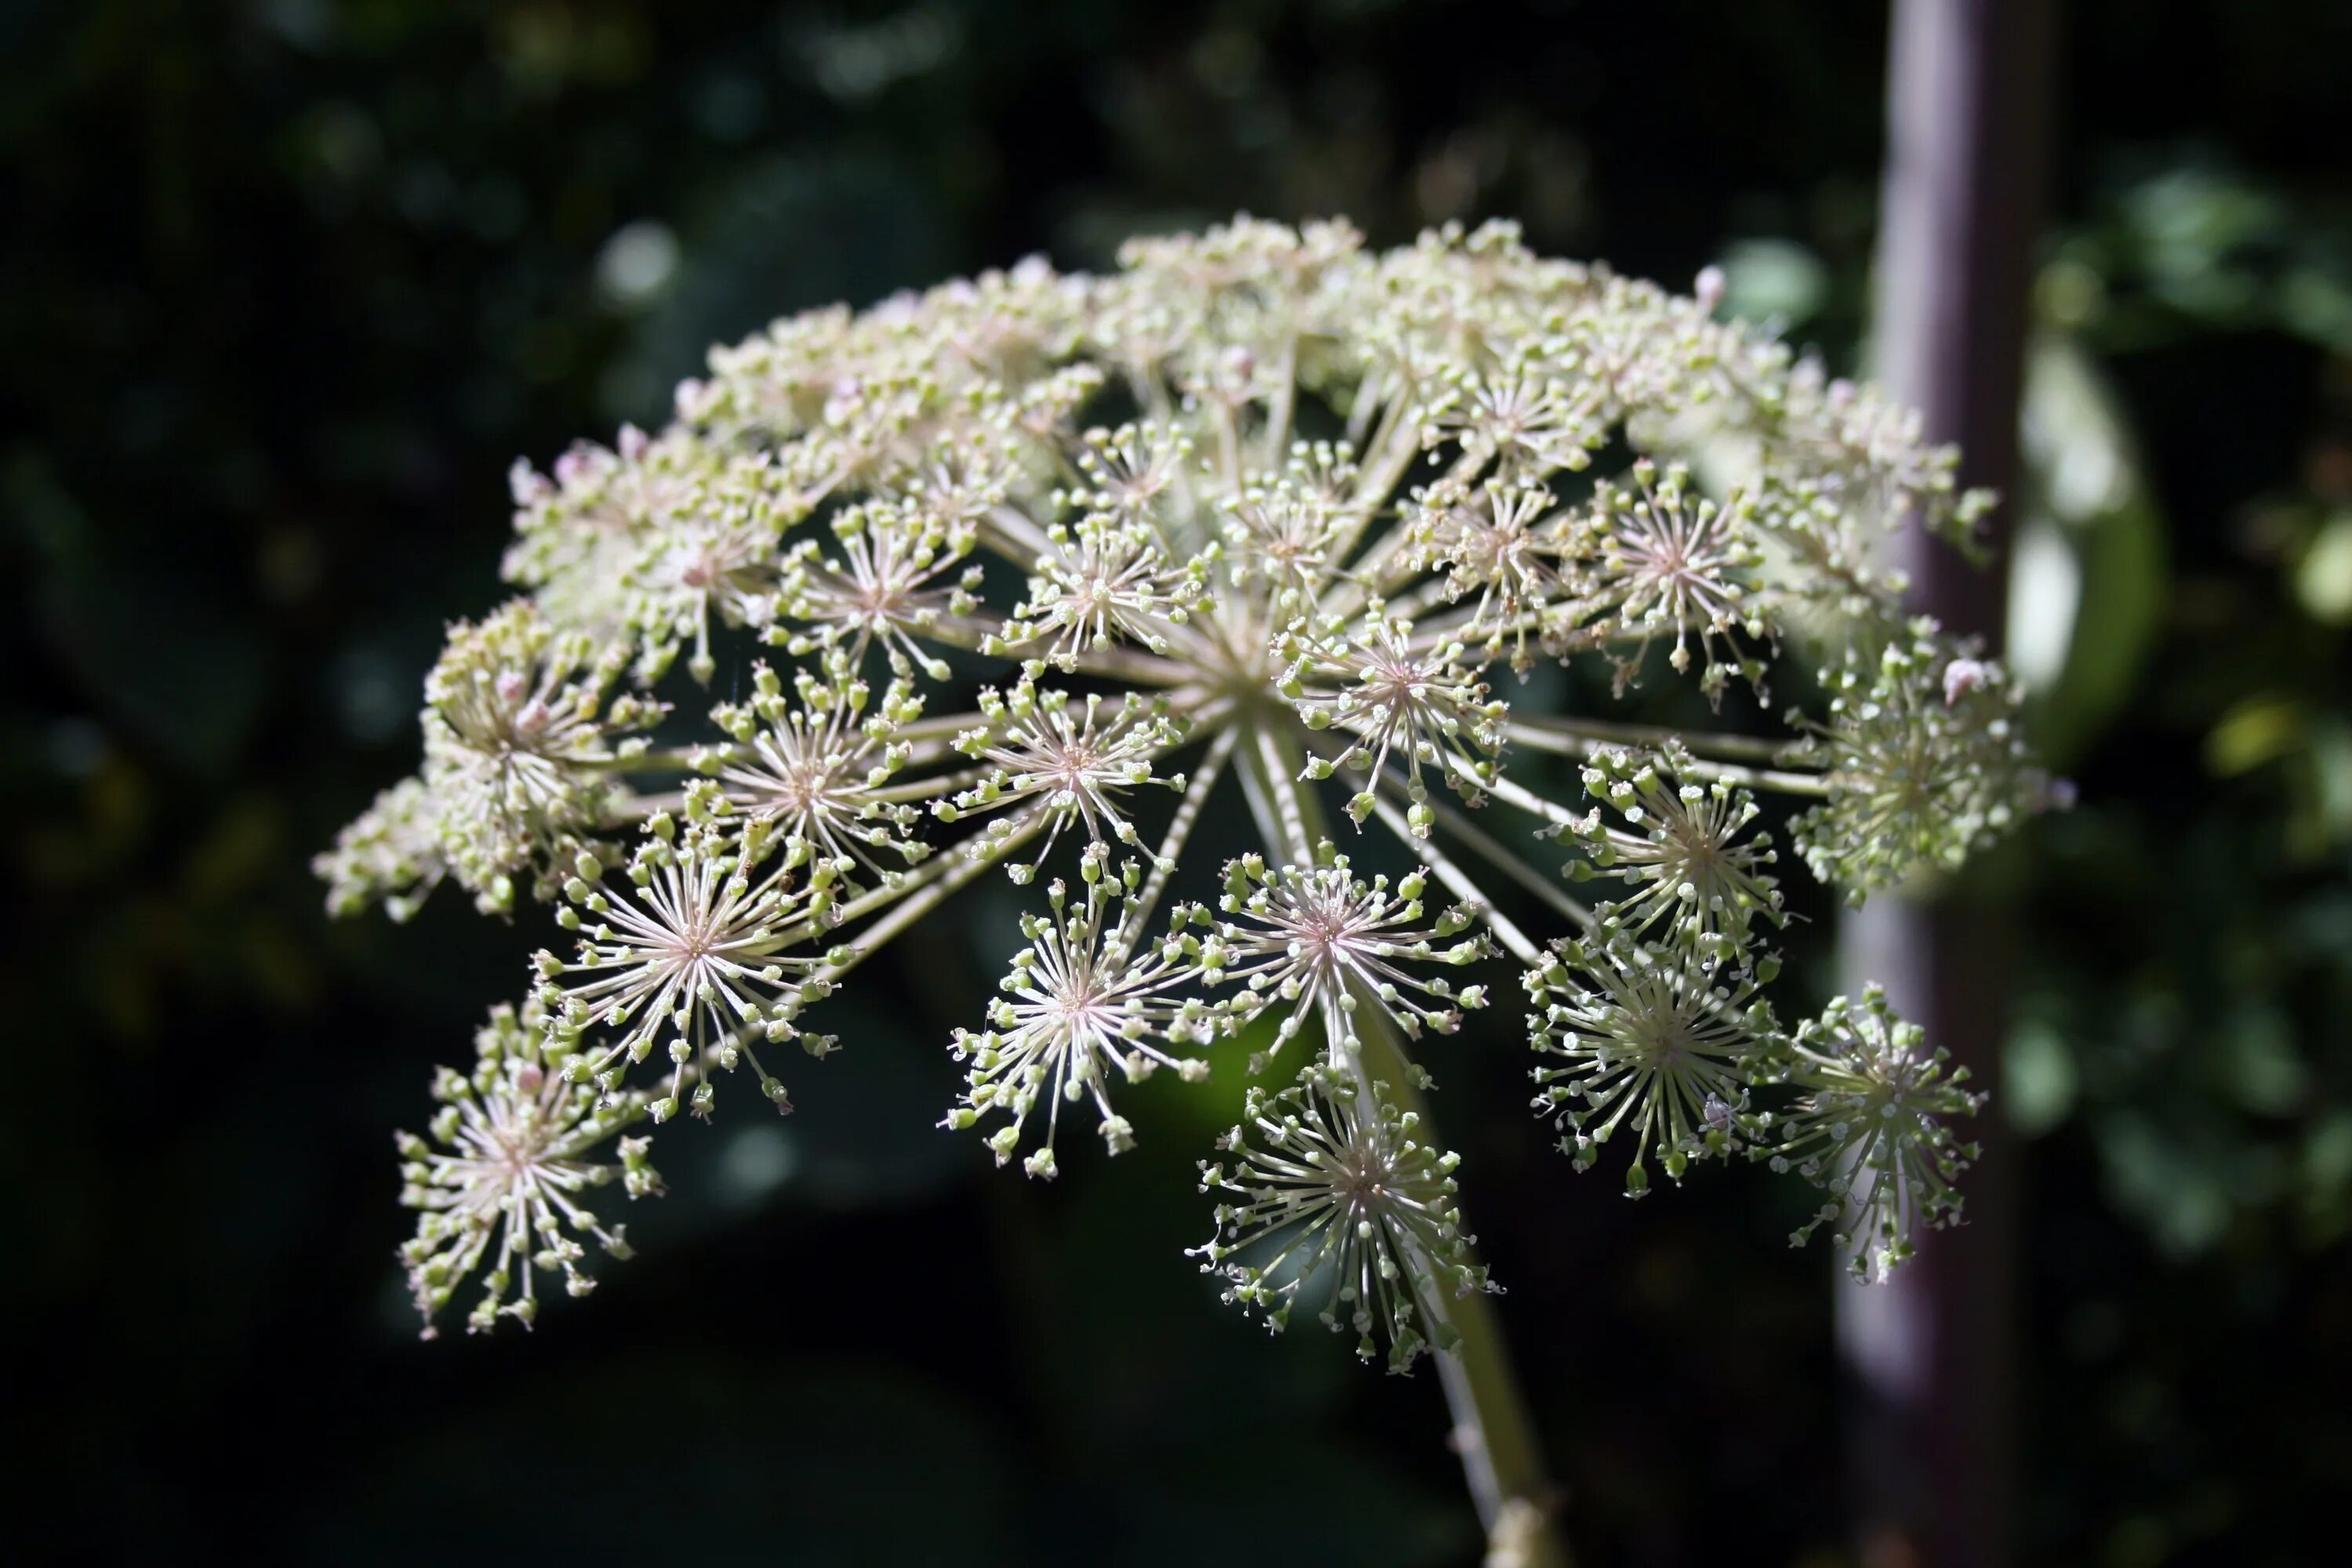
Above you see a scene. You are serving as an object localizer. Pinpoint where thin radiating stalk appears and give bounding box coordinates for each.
[1502,720,1833,797]
[1368,794,1544,966]
[1504,710,1792,763]
[832,826,1036,968]
[774,810,1047,953]
[1380,774,1599,938]
[1120,728,1238,946]
[1429,808,1599,938]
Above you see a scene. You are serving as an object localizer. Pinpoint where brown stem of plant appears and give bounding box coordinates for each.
[1841,2,2053,1564]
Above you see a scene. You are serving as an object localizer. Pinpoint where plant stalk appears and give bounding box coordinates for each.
[1353,1004,1570,1568]
[1236,721,1570,1567]
[1838,2,2051,1562]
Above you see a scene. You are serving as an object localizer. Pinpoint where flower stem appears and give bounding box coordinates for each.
[1354,1000,1571,1567]
[1239,720,1571,1566]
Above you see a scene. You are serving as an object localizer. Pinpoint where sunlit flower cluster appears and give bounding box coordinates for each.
[943,846,1216,1176]
[322,216,2047,1351]
[1784,625,2047,898]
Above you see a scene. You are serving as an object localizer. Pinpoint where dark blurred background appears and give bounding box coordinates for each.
[5,2,2350,1563]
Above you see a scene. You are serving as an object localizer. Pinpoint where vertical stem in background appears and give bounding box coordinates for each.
[1846,2,2051,1564]
[1236,727,1569,1568]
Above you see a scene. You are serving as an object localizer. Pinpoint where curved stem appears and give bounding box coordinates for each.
[1238,722,1571,1566]
[1356,1000,1570,1568]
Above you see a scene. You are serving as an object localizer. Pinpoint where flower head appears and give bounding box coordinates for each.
[1405,475,1574,671]
[1786,624,2049,899]
[1777,368,1991,544]
[1192,852,1490,1069]
[1195,1064,1491,1372]
[398,1001,662,1337]
[618,448,803,684]
[536,813,834,1122]
[1558,743,1783,956]
[313,777,448,923]
[1572,459,1769,699]
[1284,613,1508,830]
[993,511,1207,666]
[1526,936,1777,1194]
[330,215,2036,1346]
[504,422,702,633]
[1428,356,1603,476]
[1071,419,1196,528]
[939,684,1187,879]
[1751,985,1985,1281]
[943,848,1216,1177]
[419,600,662,915]
[1221,460,1351,605]
[774,499,981,680]
[708,658,930,899]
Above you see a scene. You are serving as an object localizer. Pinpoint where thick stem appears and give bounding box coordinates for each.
[1353,998,1567,1568]
[1838,2,2049,1563]
[1238,724,1570,1567]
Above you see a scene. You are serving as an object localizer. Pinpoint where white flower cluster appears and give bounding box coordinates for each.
[322,216,2045,1346]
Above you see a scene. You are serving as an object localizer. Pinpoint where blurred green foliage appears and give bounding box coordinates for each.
[5,2,2350,1563]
